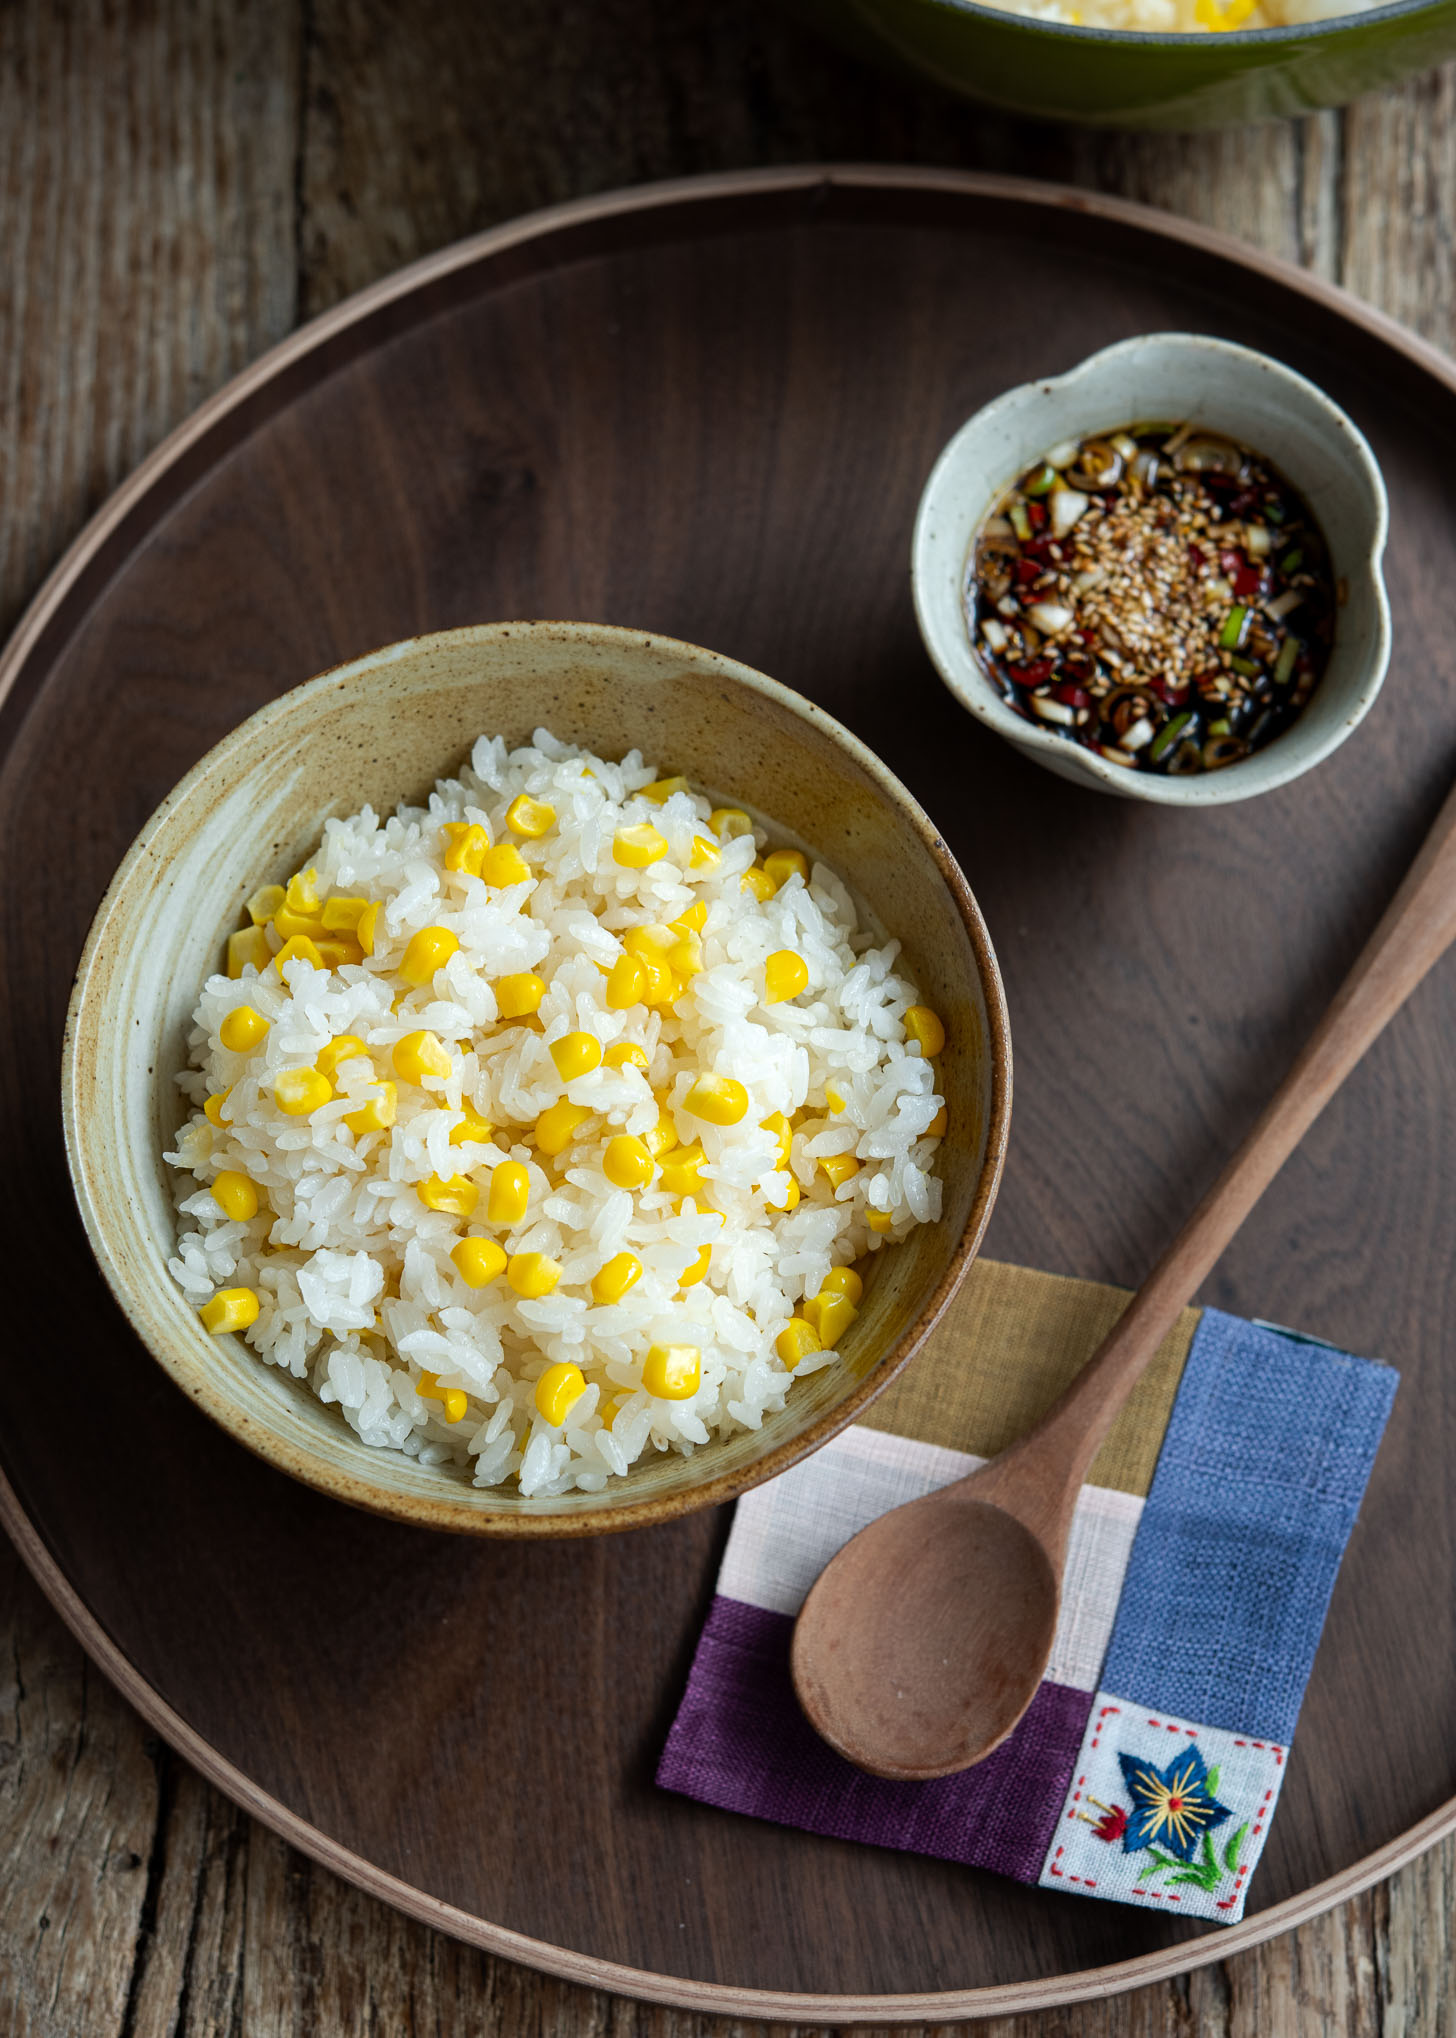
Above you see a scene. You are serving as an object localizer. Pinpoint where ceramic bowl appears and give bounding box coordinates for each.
[62,622,1010,1538]
[912,332,1390,808]
[791,0,1456,129]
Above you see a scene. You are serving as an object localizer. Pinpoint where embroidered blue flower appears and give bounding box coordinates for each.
[1117,1743,1231,1863]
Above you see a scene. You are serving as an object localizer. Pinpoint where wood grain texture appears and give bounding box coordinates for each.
[2,1,1455,2031]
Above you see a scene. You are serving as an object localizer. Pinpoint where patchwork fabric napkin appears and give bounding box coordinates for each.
[658,1260,1396,1922]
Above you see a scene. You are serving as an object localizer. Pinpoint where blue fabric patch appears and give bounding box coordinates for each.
[1098,1308,1398,1743]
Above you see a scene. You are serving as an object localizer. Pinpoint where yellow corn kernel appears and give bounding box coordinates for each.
[452,1236,507,1288]
[441,821,489,875]
[684,1073,749,1126]
[506,793,556,838]
[904,1005,947,1058]
[642,1343,701,1399]
[667,932,702,978]
[199,1287,260,1335]
[247,883,285,926]
[657,1144,706,1197]
[821,1266,864,1304]
[449,1103,494,1147]
[640,775,689,804]
[321,895,368,933]
[592,1252,643,1305]
[478,842,532,887]
[763,849,809,890]
[316,1033,368,1080]
[626,923,676,958]
[203,1088,233,1128]
[275,1067,332,1116]
[417,1372,469,1424]
[495,970,546,1018]
[398,925,459,988]
[357,902,383,955]
[644,1107,678,1159]
[210,1170,259,1222]
[711,808,752,841]
[613,823,668,869]
[776,1317,823,1370]
[764,950,808,1004]
[227,926,272,978]
[392,1030,453,1083]
[679,1242,712,1289]
[764,1175,800,1213]
[509,1251,562,1299]
[219,1005,269,1054]
[826,1086,846,1114]
[273,934,325,973]
[927,1104,947,1138]
[760,1112,792,1166]
[272,898,328,940]
[689,834,721,870]
[605,954,646,1008]
[673,901,707,934]
[534,1359,585,1425]
[316,937,364,969]
[605,1041,649,1072]
[804,1292,858,1348]
[285,868,320,917]
[418,1173,478,1217]
[550,1031,602,1081]
[599,1395,624,1429]
[640,954,678,1008]
[740,866,776,903]
[487,1160,530,1225]
[867,1207,895,1234]
[820,1152,861,1191]
[603,1134,655,1190]
[535,1099,592,1156]
[344,1080,396,1135]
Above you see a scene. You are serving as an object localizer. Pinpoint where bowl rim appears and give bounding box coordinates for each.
[62,618,1013,1539]
[911,330,1391,806]
[926,0,1441,47]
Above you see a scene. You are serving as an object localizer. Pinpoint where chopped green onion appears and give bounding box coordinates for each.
[1266,501,1286,524]
[1228,655,1258,677]
[1279,548,1304,575]
[1009,502,1032,542]
[1273,635,1301,686]
[1208,717,1232,736]
[1219,606,1248,651]
[1023,464,1057,497]
[1148,710,1193,763]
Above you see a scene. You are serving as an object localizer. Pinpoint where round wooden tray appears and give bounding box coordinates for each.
[2,167,1453,2022]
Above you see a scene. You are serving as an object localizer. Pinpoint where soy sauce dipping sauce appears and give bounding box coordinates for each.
[966,424,1337,774]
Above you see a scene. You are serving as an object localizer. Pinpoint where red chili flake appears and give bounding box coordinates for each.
[1026,500,1048,530]
[1188,544,1207,571]
[1022,537,1059,564]
[1052,682,1091,709]
[1014,556,1042,586]
[1150,677,1189,704]
[1218,549,1243,576]
[1233,563,1265,600]
[1015,658,1054,688]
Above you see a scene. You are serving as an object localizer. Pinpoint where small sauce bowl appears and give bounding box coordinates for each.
[911,333,1390,805]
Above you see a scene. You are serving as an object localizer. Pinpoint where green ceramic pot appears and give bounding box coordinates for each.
[792,0,1456,127]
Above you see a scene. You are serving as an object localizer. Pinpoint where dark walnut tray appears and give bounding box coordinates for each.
[2,168,1452,2021]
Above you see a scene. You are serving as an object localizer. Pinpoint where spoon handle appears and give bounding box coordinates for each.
[990,769,1456,1537]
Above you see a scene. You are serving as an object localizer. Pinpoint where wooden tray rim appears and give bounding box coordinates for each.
[5,162,1454,2021]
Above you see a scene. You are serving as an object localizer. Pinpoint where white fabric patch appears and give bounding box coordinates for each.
[1039,1691,1288,1922]
[717,1422,1142,1692]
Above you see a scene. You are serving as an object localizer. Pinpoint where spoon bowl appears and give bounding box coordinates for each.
[791,1489,1060,1780]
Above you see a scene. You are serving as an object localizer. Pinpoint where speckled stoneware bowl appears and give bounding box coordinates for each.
[791,0,1456,129]
[913,332,1390,808]
[63,622,1010,1538]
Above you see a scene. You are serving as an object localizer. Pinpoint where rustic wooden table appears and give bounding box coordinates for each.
[2,4,1453,2032]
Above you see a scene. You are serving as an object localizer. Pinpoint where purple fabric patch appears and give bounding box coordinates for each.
[658,1595,1091,1879]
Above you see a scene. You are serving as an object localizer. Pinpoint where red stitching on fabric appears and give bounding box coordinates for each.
[1144,1716,1195,1735]
[1088,1705,1121,1752]
[1131,1887,1183,1902]
[1047,1847,1097,1889]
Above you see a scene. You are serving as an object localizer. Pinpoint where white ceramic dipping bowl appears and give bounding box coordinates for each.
[912,333,1391,806]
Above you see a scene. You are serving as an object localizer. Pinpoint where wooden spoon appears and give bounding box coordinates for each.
[792,771,1456,1781]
